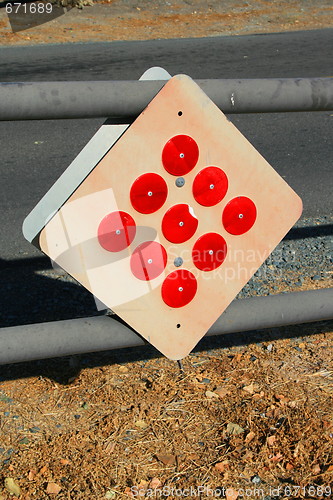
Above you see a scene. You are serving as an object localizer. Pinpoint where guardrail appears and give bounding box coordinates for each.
[0,289,332,365]
[0,78,333,120]
[1,76,332,365]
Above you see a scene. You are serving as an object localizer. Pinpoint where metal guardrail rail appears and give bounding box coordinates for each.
[0,78,333,120]
[0,288,332,365]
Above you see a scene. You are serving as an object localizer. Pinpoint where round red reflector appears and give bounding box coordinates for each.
[162,134,199,176]
[130,172,168,214]
[97,211,136,252]
[162,204,198,243]
[161,269,198,308]
[130,241,167,281]
[192,166,228,206]
[192,232,227,271]
[222,196,257,235]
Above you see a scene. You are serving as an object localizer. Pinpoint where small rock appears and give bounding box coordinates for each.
[312,274,321,281]
[29,426,40,433]
[46,482,62,495]
[205,390,219,399]
[270,452,283,462]
[226,488,239,500]
[226,422,245,435]
[266,344,273,352]
[215,460,229,472]
[243,382,260,394]
[267,435,276,446]
[74,414,81,420]
[19,437,29,445]
[245,431,255,443]
[149,477,162,489]
[28,469,36,480]
[215,387,230,398]
[294,346,302,352]
[202,377,210,384]
[155,453,176,465]
[105,490,116,499]
[250,355,257,362]
[251,474,262,484]
[312,463,321,474]
[4,477,21,496]
[135,419,148,429]
[39,465,49,476]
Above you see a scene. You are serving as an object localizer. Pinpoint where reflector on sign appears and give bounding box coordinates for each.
[130,173,168,214]
[162,203,199,243]
[193,166,228,207]
[162,134,199,176]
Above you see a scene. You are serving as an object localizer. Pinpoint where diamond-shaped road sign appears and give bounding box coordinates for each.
[23,70,302,360]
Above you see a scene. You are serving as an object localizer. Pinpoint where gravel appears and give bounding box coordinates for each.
[236,215,333,299]
[0,215,332,329]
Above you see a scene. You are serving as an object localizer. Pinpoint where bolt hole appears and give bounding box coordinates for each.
[177,324,181,328]
[178,111,183,116]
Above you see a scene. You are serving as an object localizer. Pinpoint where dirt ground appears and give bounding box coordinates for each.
[0,321,332,499]
[0,0,332,46]
[0,1,332,498]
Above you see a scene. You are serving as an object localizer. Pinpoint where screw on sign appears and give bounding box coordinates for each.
[23,73,302,360]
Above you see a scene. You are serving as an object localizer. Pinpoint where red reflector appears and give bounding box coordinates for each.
[130,241,167,281]
[162,203,198,243]
[97,211,136,252]
[161,269,198,308]
[192,166,228,206]
[130,172,168,214]
[222,196,257,235]
[192,232,227,271]
[162,134,199,176]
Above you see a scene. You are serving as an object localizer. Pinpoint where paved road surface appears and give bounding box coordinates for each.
[0,29,332,262]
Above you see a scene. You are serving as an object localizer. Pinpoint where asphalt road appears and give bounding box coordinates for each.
[0,29,332,263]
